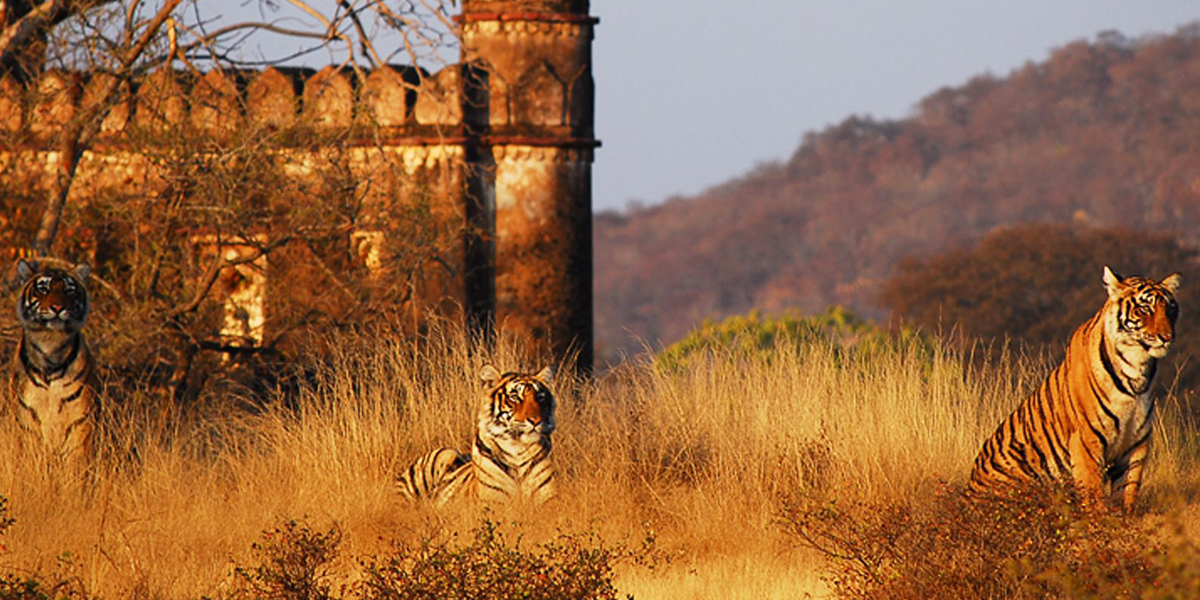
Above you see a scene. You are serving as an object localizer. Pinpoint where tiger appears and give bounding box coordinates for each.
[4,258,100,468]
[968,266,1181,511]
[397,364,556,507]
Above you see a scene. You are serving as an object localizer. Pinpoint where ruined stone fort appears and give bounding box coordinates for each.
[0,0,597,370]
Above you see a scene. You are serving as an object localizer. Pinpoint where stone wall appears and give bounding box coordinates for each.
[0,0,598,370]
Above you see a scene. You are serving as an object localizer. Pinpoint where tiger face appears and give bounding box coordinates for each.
[477,365,556,443]
[15,260,91,335]
[1105,266,1181,360]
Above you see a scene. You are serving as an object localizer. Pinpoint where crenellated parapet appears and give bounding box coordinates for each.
[0,63,474,146]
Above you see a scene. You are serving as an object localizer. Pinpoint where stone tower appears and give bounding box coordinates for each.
[459,0,597,372]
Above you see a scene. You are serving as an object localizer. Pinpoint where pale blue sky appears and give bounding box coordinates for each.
[593,1,1199,212]
[221,2,1200,212]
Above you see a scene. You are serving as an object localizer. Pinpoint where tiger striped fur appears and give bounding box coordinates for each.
[397,365,556,507]
[5,259,99,467]
[968,266,1181,510]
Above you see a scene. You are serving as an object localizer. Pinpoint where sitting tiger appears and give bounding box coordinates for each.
[398,365,556,507]
[968,266,1181,511]
[4,259,100,467]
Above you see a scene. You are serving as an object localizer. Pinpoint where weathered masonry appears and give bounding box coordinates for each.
[0,0,597,371]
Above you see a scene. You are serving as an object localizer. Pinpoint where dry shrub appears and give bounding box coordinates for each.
[228,521,342,600]
[359,520,629,600]
[223,517,633,600]
[780,482,1200,599]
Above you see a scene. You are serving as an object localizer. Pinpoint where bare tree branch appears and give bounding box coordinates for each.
[336,0,380,68]
[32,0,185,256]
[167,235,295,319]
[3,0,468,397]
[0,0,68,65]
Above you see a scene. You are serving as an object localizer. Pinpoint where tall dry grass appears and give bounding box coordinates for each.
[0,326,1197,599]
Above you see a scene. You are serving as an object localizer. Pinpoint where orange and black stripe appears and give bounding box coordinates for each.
[968,267,1180,511]
[396,365,556,507]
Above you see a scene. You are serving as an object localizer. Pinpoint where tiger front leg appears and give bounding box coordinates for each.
[1108,440,1150,512]
[1067,431,1107,507]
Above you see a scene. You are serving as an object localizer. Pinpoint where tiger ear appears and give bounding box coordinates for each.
[1103,265,1124,297]
[15,259,35,284]
[479,364,502,387]
[72,262,91,282]
[535,365,554,385]
[1162,272,1183,293]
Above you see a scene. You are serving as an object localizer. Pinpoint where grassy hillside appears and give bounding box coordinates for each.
[595,25,1200,360]
[1,325,1198,598]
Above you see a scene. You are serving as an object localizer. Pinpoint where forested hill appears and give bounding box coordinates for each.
[593,25,1200,360]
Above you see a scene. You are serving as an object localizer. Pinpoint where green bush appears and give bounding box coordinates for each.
[779,483,1200,600]
[0,573,83,600]
[656,306,929,372]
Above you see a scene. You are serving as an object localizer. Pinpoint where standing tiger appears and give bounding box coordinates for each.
[397,365,556,507]
[968,266,1181,510]
[4,259,99,468]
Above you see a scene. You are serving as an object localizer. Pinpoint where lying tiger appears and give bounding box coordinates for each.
[4,259,100,468]
[398,365,556,507]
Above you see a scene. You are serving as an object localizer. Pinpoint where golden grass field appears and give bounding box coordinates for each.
[1,326,1198,599]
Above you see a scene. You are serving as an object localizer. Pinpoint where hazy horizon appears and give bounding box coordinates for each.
[594,1,1199,212]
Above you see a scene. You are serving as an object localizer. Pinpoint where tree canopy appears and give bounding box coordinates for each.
[879,223,1200,395]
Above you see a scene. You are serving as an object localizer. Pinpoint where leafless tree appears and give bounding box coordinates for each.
[0,0,463,403]
[3,0,456,255]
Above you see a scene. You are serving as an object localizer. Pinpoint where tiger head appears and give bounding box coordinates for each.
[15,259,91,335]
[1103,266,1181,359]
[477,364,556,443]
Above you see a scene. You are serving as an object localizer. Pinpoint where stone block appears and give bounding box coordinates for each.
[413,67,462,126]
[135,68,187,131]
[246,68,297,129]
[302,66,353,128]
[82,72,132,136]
[191,70,242,139]
[30,70,78,136]
[362,67,408,127]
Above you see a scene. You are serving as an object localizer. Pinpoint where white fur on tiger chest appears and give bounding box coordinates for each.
[504,441,553,492]
[1100,386,1154,465]
[1093,315,1161,465]
[472,425,554,504]
[16,375,91,451]
[1087,342,1156,466]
